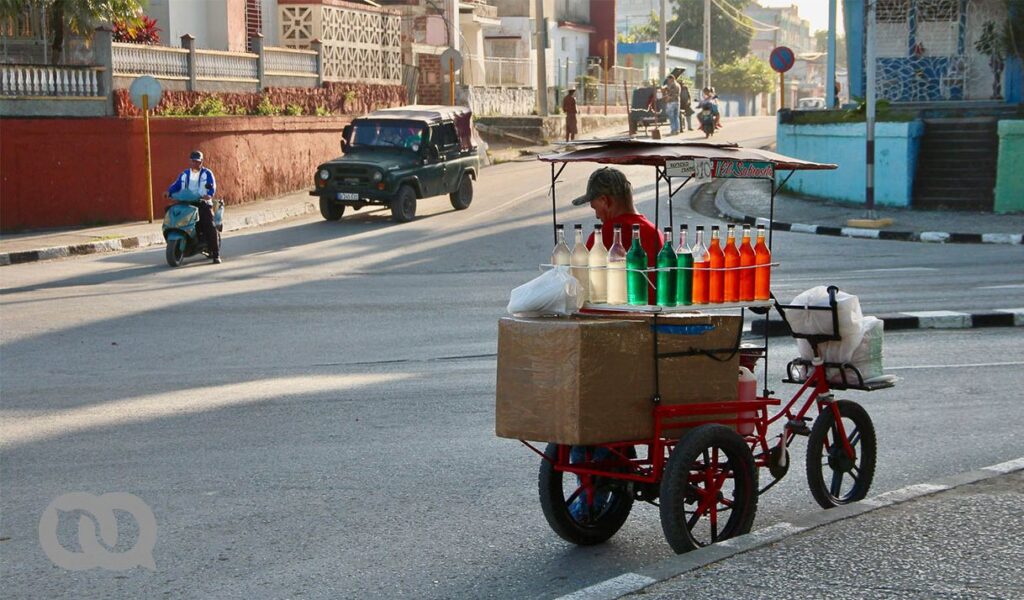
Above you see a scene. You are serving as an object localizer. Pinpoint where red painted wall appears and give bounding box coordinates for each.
[589,0,617,68]
[0,116,351,231]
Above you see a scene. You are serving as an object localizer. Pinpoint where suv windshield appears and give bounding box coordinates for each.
[350,119,426,151]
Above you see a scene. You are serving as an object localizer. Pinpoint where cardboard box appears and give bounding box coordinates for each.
[495,313,742,445]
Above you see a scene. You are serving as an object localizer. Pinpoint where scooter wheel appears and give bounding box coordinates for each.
[166,240,185,267]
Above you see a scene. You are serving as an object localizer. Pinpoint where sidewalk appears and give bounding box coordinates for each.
[711,179,1024,244]
[560,458,1024,600]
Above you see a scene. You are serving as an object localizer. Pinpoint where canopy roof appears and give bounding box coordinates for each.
[538,139,837,172]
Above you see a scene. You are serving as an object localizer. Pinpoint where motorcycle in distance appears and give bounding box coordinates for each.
[162,190,224,267]
[697,102,716,138]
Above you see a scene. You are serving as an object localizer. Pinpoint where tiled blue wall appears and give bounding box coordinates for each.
[776,120,925,207]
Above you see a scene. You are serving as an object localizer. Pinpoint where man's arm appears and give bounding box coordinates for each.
[165,171,183,199]
[203,169,217,199]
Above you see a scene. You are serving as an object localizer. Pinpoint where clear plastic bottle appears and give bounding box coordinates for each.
[754,224,772,301]
[708,225,725,304]
[606,225,628,305]
[739,225,756,302]
[626,224,648,306]
[691,226,709,305]
[570,224,590,302]
[656,226,676,307]
[675,224,693,306]
[588,224,607,304]
[551,224,571,266]
[724,224,740,303]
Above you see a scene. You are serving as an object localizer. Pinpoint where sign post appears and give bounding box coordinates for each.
[440,48,463,106]
[769,46,795,110]
[129,76,162,223]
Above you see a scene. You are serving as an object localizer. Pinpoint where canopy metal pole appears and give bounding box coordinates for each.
[655,166,661,231]
[551,162,557,243]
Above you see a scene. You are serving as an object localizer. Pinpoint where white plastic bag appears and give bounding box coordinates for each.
[507,266,584,317]
[789,286,864,364]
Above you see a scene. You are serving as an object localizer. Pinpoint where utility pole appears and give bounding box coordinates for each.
[827,0,837,108]
[865,0,876,220]
[659,0,667,82]
[704,0,712,88]
[535,0,548,115]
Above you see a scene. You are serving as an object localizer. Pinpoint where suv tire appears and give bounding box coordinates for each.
[449,174,473,210]
[391,185,417,223]
[320,197,345,221]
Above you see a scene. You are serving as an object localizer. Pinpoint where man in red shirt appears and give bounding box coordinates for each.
[572,167,664,303]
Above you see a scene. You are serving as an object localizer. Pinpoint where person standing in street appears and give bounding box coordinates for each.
[164,150,221,264]
[662,74,681,135]
[679,75,694,131]
[572,167,664,304]
[562,88,578,142]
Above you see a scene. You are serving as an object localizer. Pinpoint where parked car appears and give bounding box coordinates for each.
[311,105,481,223]
[797,97,826,110]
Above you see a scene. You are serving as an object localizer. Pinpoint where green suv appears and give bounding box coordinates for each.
[311,105,481,223]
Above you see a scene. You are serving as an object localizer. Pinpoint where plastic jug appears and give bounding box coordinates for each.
[737,366,757,435]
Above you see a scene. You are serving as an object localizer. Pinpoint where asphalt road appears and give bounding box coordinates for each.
[3,117,1023,598]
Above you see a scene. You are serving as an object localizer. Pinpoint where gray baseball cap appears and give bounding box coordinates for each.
[572,167,632,206]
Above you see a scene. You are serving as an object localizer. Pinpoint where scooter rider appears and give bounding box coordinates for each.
[164,150,221,264]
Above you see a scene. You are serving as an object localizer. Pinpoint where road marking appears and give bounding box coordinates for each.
[887,361,1024,371]
[555,573,657,600]
[848,267,938,273]
[977,284,1024,289]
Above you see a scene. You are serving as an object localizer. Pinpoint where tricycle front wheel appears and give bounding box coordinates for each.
[659,424,758,554]
[538,443,634,546]
[806,399,876,508]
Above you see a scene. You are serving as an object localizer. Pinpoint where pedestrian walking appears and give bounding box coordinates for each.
[562,88,578,142]
[679,75,694,131]
[663,74,681,135]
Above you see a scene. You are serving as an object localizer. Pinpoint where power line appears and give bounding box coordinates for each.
[710,0,779,33]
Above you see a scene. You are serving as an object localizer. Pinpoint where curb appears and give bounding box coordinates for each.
[0,201,318,267]
[556,457,1024,600]
[750,308,1024,337]
[713,181,1024,245]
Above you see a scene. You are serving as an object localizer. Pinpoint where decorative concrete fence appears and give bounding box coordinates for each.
[776,120,925,207]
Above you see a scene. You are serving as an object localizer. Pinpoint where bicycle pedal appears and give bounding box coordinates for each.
[787,418,812,436]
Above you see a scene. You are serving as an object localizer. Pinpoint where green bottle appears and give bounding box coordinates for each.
[626,224,648,306]
[656,226,676,307]
[676,224,693,306]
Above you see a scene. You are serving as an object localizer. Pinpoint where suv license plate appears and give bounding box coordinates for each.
[336,192,359,201]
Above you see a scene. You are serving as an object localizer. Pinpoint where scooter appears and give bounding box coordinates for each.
[697,103,716,138]
[162,191,224,267]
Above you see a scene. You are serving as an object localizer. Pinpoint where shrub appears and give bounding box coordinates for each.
[254,95,281,116]
[112,16,161,45]
[284,103,304,116]
[315,104,333,116]
[190,96,227,116]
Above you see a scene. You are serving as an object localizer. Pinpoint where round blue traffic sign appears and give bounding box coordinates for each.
[769,46,795,73]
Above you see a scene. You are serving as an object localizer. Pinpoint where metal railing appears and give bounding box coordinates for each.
[464,53,532,87]
[0,64,103,96]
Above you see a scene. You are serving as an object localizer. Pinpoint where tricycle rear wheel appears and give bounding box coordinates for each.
[538,443,634,546]
[659,425,758,554]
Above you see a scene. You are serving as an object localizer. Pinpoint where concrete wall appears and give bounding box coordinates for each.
[995,120,1024,213]
[776,120,925,207]
[458,86,535,116]
[0,116,350,231]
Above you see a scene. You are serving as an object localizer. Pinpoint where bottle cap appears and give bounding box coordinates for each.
[712,225,720,230]
[680,223,688,230]
[574,223,582,230]
[632,224,641,232]
[664,227,672,234]
[696,225,704,230]
[556,224,564,230]
[595,223,603,230]
[614,224,622,231]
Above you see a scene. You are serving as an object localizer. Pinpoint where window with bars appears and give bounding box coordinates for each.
[917,0,959,22]
[876,0,910,23]
[246,0,262,51]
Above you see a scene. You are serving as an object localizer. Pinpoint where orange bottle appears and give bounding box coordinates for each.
[754,225,771,301]
[691,226,710,304]
[724,225,740,303]
[708,225,724,304]
[739,225,756,302]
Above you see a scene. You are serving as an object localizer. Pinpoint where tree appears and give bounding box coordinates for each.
[814,30,847,65]
[0,0,145,63]
[712,55,775,95]
[666,0,754,70]
[618,10,660,43]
